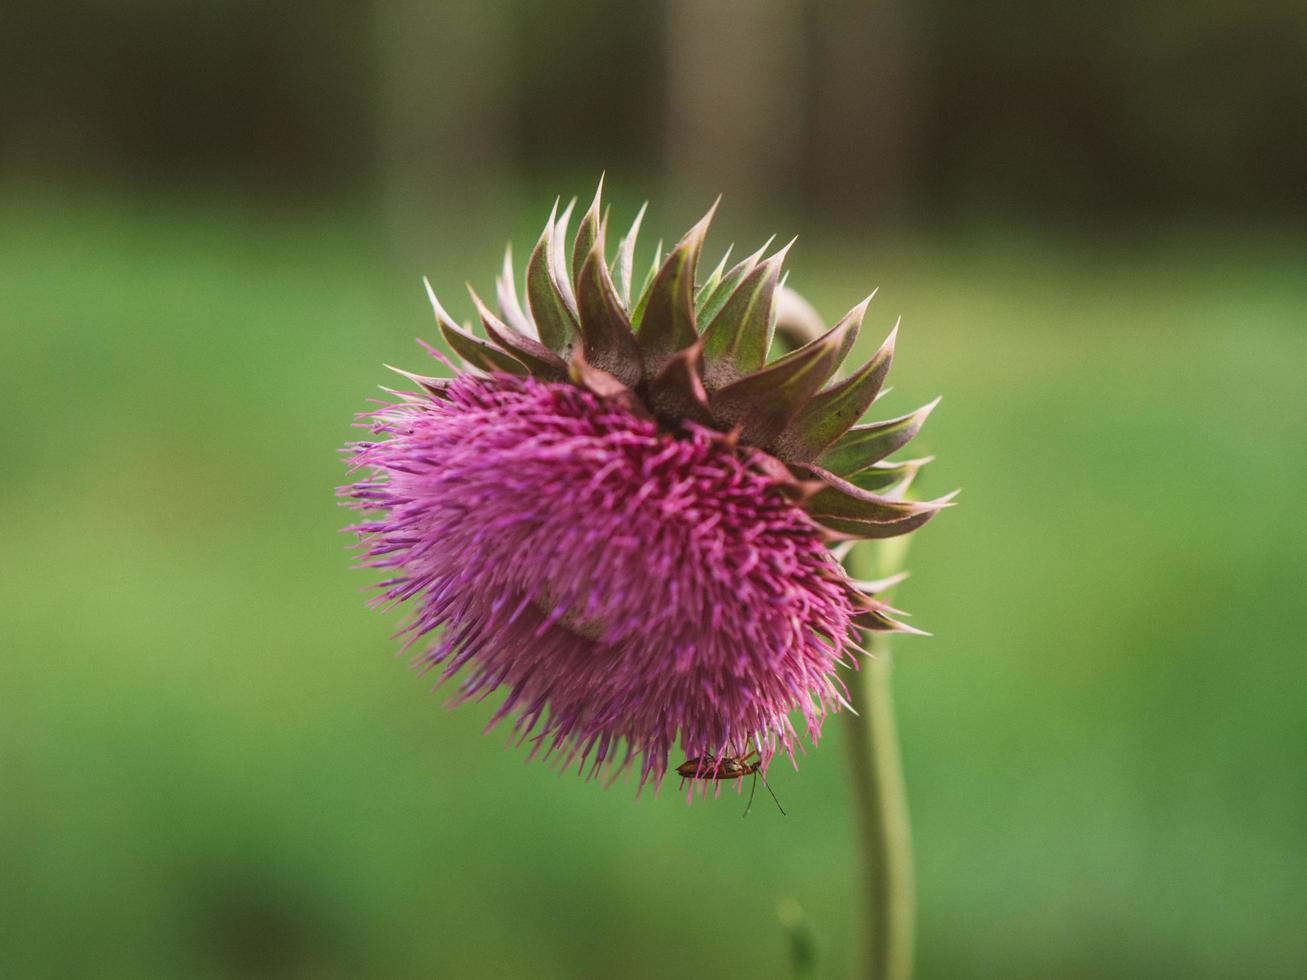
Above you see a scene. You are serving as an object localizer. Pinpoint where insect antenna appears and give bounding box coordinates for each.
[758,768,786,816]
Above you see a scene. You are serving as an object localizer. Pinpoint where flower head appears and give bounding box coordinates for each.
[341,183,951,792]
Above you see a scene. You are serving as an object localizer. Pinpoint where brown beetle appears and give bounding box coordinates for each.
[676,748,786,816]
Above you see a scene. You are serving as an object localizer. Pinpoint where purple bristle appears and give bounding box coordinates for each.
[341,373,861,791]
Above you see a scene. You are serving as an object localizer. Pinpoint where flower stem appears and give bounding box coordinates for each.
[774,319,917,978]
[844,638,915,980]
[842,543,915,980]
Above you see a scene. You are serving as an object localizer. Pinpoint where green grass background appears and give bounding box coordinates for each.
[2,191,1305,979]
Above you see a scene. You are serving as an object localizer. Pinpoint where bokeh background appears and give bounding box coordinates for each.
[3,3,1305,978]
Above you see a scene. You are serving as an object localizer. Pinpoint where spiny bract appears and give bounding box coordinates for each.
[340,182,952,794]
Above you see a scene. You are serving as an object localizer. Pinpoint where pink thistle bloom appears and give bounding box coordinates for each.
[341,185,951,793]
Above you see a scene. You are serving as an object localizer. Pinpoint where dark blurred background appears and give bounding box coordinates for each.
[6,0,1306,221]
[3,3,1305,979]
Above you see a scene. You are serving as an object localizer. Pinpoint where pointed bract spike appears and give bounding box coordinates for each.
[877,467,921,502]
[832,314,861,365]
[636,198,718,378]
[613,202,647,307]
[576,238,644,388]
[744,237,777,266]
[422,275,453,325]
[839,457,932,494]
[572,177,605,288]
[629,238,663,329]
[377,384,430,406]
[468,285,567,379]
[496,244,535,338]
[424,276,497,348]
[435,315,528,375]
[834,291,878,365]
[849,571,911,594]
[699,241,792,389]
[802,469,952,524]
[695,239,768,330]
[816,396,940,476]
[812,507,944,541]
[707,309,852,447]
[773,307,895,463]
[694,247,733,316]
[854,607,932,635]
[526,212,581,355]
[383,364,452,399]
[550,199,579,314]
[645,340,713,425]
[829,540,856,563]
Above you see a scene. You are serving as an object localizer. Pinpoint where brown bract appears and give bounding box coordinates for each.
[425,180,955,580]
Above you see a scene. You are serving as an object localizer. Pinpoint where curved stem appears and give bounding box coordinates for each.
[843,637,915,980]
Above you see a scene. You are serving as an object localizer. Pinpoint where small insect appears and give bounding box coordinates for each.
[676,749,786,817]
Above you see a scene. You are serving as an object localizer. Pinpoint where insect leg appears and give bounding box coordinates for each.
[742,770,758,818]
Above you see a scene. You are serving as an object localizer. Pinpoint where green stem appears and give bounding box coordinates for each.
[842,543,915,980]
[771,322,916,978]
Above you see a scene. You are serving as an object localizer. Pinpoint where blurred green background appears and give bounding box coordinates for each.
[2,3,1305,978]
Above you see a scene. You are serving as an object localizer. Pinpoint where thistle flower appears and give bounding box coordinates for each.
[340,183,951,793]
